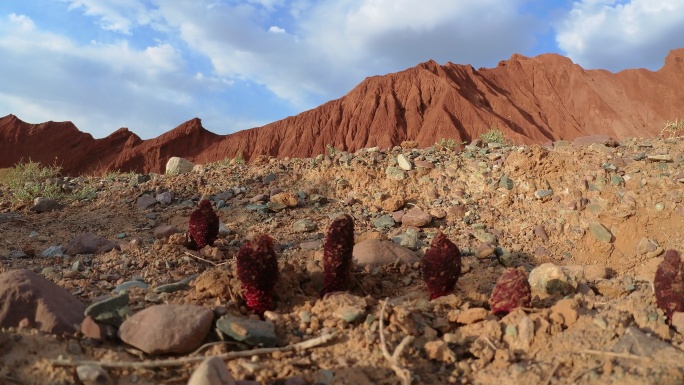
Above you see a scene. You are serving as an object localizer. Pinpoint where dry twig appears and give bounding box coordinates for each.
[379,297,414,385]
[52,332,337,369]
[581,349,652,362]
[183,251,229,267]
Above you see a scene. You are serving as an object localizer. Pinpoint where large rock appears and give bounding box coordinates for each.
[165,157,195,175]
[353,239,420,266]
[119,304,214,354]
[0,269,86,334]
[64,233,120,256]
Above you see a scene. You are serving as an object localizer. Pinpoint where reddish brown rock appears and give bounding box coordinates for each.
[3,49,684,175]
[0,269,86,335]
[119,304,214,354]
[64,233,120,256]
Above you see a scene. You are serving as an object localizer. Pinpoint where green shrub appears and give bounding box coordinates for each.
[4,160,63,202]
[480,127,508,144]
[433,138,462,152]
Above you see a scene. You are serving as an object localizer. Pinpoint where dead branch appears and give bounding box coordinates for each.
[379,297,414,385]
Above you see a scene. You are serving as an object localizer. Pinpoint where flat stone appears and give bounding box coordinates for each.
[534,225,549,242]
[154,225,180,239]
[534,189,553,199]
[30,198,64,213]
[385,166,406,180]
[153,277,194,294]
[397,154,413,171]
[64,233,120,255]
[76,365,113,385]
[0,269,86,334]
[401,208,432,227]
[41,246,64,258]
[589,222,613,243]
[165,157,195,174]
[187,356,237,385]
[216,316,278,348]
[476,243,495,259]
[270,192,299,207]
[136,194,158,210]
[156,191,174,205]
[119,304,214,354]
[647,154,672,162]
[373,215,396,229]
[353,239,419,266]
[84,293,130,327]
[113,280,149,294]
[293,219,317,232]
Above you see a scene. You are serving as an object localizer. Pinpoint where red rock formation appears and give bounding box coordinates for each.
[2,49,684,175]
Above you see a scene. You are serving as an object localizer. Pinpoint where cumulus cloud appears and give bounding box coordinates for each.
[60,0,160,34]
[555,0,684,71]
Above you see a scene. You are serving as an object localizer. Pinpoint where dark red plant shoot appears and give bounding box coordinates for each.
[422,232,461,300]
[188,199,219,250]
[489,267,531,315]
[236,234,279,316]
[322,214,355,296]
[654,249,684,322]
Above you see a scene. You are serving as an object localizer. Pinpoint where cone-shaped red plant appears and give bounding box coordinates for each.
[489,267,531,315]
[654,249,684,322]
[322,214,355,296]
[188,200,219,250]
[237,234,279,316]
[422,232,461,300]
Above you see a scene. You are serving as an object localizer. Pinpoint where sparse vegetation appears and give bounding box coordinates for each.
[4,160,64,202]
[234,150,245,165]
[661,119,684,139]
[479,127,509,144]
[433,138,463,152]
[326,144,339,157]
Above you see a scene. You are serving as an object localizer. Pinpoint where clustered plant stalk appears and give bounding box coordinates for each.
[188,199,219,250]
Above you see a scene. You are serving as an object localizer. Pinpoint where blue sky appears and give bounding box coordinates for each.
[1,0,683,139]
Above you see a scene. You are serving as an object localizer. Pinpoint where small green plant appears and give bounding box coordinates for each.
[433,138,464,152]
[661,119,684,139]
[480,127,509,144]
[326,144,339,157]
[71,185,98,201]
[234,150,245,164]
[5,159,63,202]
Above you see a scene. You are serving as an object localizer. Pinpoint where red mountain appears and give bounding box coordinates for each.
[2,49,683,175]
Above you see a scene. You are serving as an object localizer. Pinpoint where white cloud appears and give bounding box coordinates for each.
[8,13,35,31]
[555,0,684,70]
[269,25,285,33]
[60,0,159,34]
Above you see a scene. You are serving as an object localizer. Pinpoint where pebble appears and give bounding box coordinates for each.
[293,219,317,232]
[119,304,214,354]
[153,277,195,293]
[647,154,672,162]
[154,225,180,239]
[534,225,549,242]
[84,293,130,327]
[385,166,406,180]
[270,191,299,207]
[373,215,396,229]
[534,189,553,199]
[401,208,432,227]
[136,194,158,210]
[528,263,576,296]
[397,154,413,170]
[76,365,113,385]
[187,356,237,385]
[216,315,278,348]
[41,246,64,258]
[499,175,514,190]
[64,233,120,256]
[156,191,174,205]
[589,222,613,243]
[300,240,322,250]
[475,243,495,259]
[353,239,419,266]
[113,280,149,294]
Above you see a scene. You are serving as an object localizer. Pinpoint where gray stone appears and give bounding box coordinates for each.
[391,228,419,250]
[76,365,113,385]
[136,194,158,210]
[113,280,149,294]
[0,269,86,334]
[589,222,613,243]
[119,304,214,354]
[265,202,287,212]
[300,240,323,250]
[353,239,420,266]
[187,357,236,385]
[396,154,413,171]
[84,293,130,327]
[216,316,278,347]
[156,191,174,205]
[534,189,553,199]
[153,276,195,294]
[499,175,514,190]
[129,174,150,186]
[30,198,64,213]
[41,246,64,258]
[64,233,120,256]
[373,215,396,229]
[385,166,406,180]
[293,219,317,232]
[165,157,195,175]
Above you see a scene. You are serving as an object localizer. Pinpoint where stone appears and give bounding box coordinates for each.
[476,243,495,259]
[41,246,64,257]
[76,365,113,385]
[293,219,317,233]
[647,154,672,162]
[424,340,457,363]
[401,208,432,227]
[373,215,396,229]
[64,233,120,255]
[30,197,64,213]
[449,307,489,324]
[528,263,576,296]
[154,225,180,240]
[136,194,158,210]
[0,269,86,334]
[589,222,613,243]
[353,239,419,266]
[534,189,553,199]
[84,293,130,327]
[270,192,299,207]
[397,154,413,171]
[216,316,278,347]
[156,191,174,205]
[187,357,237,385]
[113,280,149,294]
[119,304,214,354]
[499,175,514,190]
[80,316,116,341]
[385,166,406,180]
[534,225,549,242]
[381,196,405,212]
[165,157,195,174]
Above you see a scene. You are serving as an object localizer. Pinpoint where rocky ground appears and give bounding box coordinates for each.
[1,135,684,385]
